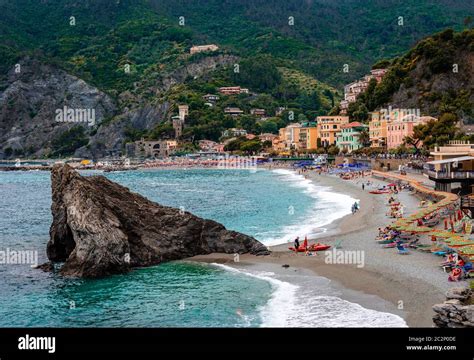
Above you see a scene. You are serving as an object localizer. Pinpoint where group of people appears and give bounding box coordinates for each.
[442,253,472,281]
[376,226,400,241]
[387,196,404,218]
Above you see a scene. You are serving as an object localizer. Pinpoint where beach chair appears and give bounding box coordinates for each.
[396,244,409,255]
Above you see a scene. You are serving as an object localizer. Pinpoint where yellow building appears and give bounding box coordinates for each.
[316,116,349,147]
[369,111,389,148]
[276,123,318,152]
[298,127,318,150]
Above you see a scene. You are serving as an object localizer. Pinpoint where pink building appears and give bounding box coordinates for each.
[386,115,435,149]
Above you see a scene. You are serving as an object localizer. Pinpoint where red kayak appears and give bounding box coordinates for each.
[369,190,391,194]
[289,243,331,252]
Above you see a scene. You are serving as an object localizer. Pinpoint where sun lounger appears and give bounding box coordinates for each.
[397,244,409,254]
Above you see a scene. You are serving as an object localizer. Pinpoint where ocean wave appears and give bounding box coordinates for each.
[260,169,357,246]
[211,263,407,328]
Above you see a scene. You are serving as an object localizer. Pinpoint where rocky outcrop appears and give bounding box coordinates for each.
[432,287,474,328]
[47,164,269,278]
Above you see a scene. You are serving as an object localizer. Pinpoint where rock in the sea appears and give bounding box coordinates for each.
[47,164,270,278]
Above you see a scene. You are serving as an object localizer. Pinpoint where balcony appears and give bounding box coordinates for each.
[424,169,474,180]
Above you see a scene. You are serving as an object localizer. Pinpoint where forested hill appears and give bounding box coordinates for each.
[346,28,474,123]
[1,0,473,89]
[0,0,472,159]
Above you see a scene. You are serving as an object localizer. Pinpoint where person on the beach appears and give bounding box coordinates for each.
[294,237,300,251]
[362,183,365,191]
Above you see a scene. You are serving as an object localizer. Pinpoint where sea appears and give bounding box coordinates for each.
[0,168,407,327]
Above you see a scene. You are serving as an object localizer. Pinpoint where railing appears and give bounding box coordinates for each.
[424,169,474,179]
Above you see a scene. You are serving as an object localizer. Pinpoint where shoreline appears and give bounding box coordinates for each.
[1,164,457,327]
[191,170,459,327]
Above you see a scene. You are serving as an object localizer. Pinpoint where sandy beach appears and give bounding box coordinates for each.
[191,169,464,327]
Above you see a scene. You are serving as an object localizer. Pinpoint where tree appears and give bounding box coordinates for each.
[327,145,340,156]
[358,128,371,147]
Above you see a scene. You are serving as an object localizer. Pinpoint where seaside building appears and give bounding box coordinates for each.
[339,69,387,114]
[190,44,219,54]
[278,123,302,151]
[425,141,474,194]
[219,86,249,95]
[316,116,349,147]
[277,123,318,151]
[369,111,389,148]
[224,107,244,117]
[336,122,368,153]
[386,111,434,150]
[133,138,178,158]
[298,126,318,151]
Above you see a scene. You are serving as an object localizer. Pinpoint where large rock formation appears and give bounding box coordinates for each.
[47,164,269,278]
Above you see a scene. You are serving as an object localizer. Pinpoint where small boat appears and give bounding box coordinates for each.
[308,243,331,251]
[369,189,391,194]
[288,243,331,252]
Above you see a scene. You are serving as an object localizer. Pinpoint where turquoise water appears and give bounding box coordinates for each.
[0,168,406,327]
[0,169,316,327]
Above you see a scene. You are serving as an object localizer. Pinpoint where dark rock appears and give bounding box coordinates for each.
[282,264,290,268]
[34,262,54,272]
[47,164,270,278]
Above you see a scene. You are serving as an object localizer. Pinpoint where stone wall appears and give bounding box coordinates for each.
[432,287,474,328]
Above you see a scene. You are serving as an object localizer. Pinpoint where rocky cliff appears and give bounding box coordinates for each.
[0,57,117,159]
[47,164,270,278]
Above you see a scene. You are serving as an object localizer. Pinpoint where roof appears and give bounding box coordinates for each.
[427,156,474,165]
[341,121,366,129]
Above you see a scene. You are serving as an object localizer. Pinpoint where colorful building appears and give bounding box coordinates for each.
[386,111,434,149]
[298,126,318,151]
[316,116,349,147]
[336,122,368,153]
[369,111,389,148]
[339,69,387,114]
[277,123,318,152]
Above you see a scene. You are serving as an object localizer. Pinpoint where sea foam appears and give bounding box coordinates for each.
[212,263,407,328]
[261,169,357,246]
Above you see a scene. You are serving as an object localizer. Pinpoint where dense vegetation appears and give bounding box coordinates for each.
[0,0,472,156]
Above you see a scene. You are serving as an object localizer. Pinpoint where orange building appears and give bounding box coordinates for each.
[316,116,349,147]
